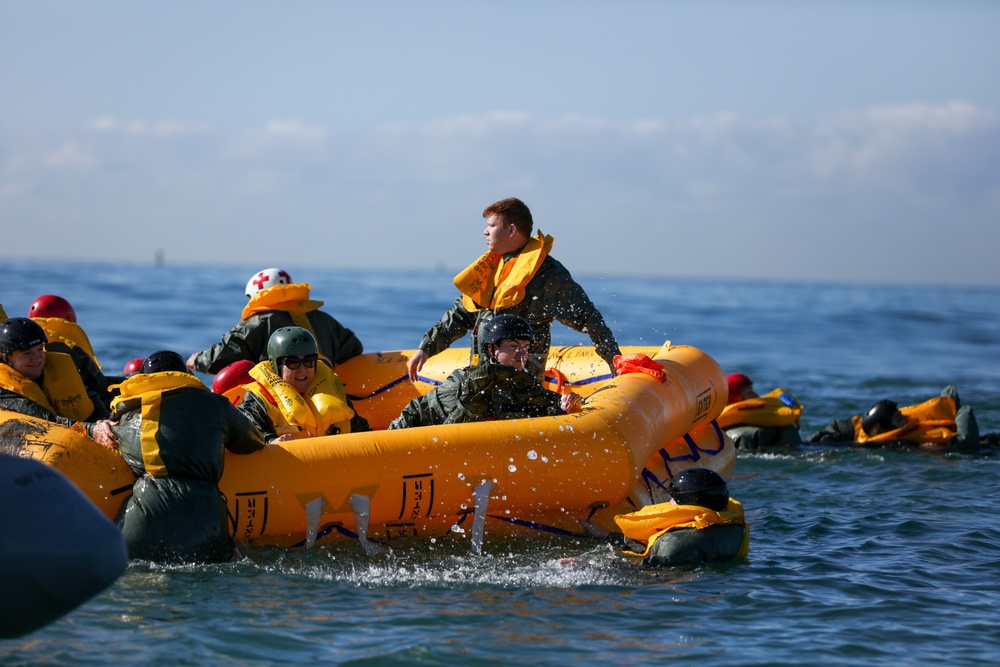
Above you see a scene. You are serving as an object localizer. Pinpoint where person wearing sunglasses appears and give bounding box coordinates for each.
[238,327,370,443]
[390,315,582,430]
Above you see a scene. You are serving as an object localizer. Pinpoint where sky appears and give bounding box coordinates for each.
[2,1,999,286]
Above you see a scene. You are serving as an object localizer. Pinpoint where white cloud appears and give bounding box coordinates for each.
[3,103,998,285]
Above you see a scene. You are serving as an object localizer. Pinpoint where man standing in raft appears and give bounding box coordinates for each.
[391,316,582,429]
[111,351,265,563]
[407,198,621,383]
[238,327,370,442]
[0,317,117,447]
[188,268,363,375]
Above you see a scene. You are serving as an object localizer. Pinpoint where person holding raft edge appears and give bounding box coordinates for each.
[110,350,265,563]
[391,316,582,429]
[188,267,363,375]
[237,327,370,443]
[0,317,117,447]
[406,197,621,384]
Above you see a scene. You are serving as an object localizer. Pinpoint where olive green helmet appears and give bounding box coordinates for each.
[267,327,318,373]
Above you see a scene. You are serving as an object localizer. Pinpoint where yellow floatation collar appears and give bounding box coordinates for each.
[0,351,95,421]
[454,231,554,312]
[33,317,103,371]
[111,371,209,477]
[247,360,354,438]
[852,395,958,444]
[717,388,803,429]
[615,498,750,559]
[0,304,7,323]
[241,283,323,340]
[111,371,210,477]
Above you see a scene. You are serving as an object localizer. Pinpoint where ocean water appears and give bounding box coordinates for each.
[2,258,999,666]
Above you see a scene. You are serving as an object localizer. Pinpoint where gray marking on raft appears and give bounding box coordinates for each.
[305,497,323,549]
[350,494,388,555]
[471,481,493,555]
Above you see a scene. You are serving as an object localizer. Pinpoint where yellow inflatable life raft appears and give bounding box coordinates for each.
[1,342,734,550]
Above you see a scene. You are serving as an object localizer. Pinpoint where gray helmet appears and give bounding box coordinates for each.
[861,399,900,436]
[480,315,534,353]
[267,327,318,373]
[668,468,730,511]
[140,350,189,374]
[0,317,48,358]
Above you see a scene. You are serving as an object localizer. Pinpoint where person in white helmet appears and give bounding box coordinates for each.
[187,268,363,375]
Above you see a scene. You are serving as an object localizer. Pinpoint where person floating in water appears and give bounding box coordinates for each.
[717,372,803,451]
[807,385,984,450]
[615,468,749,568]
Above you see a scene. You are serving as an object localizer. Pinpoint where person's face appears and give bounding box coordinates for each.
[484,214,521,254]
[279,355,317,393]
[492,339,530,370]
[7,344,46,380]
[890,410,908,430]
[742,384,759,400]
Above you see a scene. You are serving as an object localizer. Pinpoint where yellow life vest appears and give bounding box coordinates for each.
[110,371,210,477]
[717,388,803,429]
[454,232,554,312]
[33,317,103,371]
[852,395,958,444]
[0,351,95,421]
[240,283,323,340]
[245,360,354,438]
[615,498,750,559]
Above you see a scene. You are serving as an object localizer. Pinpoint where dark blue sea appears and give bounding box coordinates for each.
[3,258,999,666]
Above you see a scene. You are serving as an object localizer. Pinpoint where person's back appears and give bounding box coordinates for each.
[719,373,802,450]
[188,268,363,374]
[112,351,264,563]
[615,468,749,568]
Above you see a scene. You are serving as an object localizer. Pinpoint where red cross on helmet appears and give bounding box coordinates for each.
[245,268,292,298]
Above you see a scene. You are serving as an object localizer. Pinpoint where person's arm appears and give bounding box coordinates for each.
[191,318,270,374]
[346,396,372,433]
[232,394,274,448]
[408,298,478,381]
[806,419,855,443]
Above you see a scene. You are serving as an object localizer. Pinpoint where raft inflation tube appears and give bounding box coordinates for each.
[0,341,734,551]
[0,454,127,638]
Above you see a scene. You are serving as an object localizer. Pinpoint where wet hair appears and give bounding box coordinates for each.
[483,198,533,237]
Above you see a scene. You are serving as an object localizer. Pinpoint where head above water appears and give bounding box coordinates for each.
[0,317,48,361]
[861,399,906,436]
[726,373,755,405]
[668,468,730,511]
[245,268,292,299]
[140,350,189,374]
[267,327,318,374]
[28,295,77,323]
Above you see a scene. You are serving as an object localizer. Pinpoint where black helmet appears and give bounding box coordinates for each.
[668,468,730,511]
[140,350,189,374]
[861,399,900,436]
[480,315,534,353]
[0,317,48,358]
[267,327,318,373]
